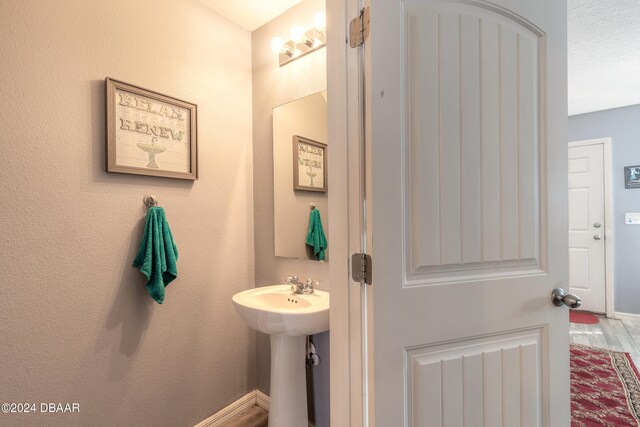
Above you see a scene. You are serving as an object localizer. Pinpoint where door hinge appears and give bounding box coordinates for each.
[349,7,370,48]
[352,253,372,285]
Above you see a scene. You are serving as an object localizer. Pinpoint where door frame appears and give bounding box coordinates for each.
[327,0,366,425]
[568,137,614,317]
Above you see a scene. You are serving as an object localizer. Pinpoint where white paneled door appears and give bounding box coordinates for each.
[366,0,569,425]
[568,143,606,313]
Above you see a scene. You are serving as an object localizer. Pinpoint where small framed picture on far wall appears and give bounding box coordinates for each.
[625,165,640,189]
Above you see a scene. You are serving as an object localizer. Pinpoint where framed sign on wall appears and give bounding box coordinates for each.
[625,165,640,189]
[293,135,327,192]
[105,77,198,180]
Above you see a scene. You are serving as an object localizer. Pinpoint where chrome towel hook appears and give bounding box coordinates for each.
[143,195,159,208]
[310,202,316,210]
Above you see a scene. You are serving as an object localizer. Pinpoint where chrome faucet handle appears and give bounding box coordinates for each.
[304,279,318,294]
[287,276,303,294]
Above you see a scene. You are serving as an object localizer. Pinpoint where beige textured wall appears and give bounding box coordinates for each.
[0,1,255,426]
[251,1,329,426]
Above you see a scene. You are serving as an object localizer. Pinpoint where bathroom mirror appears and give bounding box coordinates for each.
[273,90,328,260]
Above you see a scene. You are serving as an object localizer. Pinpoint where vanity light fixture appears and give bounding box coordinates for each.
[270,11,326,67]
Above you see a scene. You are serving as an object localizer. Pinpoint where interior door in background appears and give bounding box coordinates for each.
[367,0,569,424]
[568,143,606,313]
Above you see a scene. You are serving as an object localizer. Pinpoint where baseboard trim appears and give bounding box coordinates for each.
[614,312,640,320]
[194,390,261,427]
[256,389,270,411]
[194,390,320,427]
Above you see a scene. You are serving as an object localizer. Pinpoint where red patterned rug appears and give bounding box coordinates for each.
[571,344,640,426]
[571,311,600,325]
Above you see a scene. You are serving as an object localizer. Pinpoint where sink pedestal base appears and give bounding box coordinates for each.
[268,334,308,427]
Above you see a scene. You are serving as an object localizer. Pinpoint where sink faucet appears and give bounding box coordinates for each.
[287,276,304,294]
[287,276,319,294]
[305,279,318,294]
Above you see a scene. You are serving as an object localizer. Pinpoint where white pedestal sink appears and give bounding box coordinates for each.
[232,285,329,427]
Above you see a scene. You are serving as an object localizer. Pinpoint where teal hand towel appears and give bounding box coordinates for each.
[306,209,327,261]
[132,207,178,304]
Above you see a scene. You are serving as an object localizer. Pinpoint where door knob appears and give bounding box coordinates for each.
[552,288,582,308]
[593,223,601,228]
[594,234,603,240]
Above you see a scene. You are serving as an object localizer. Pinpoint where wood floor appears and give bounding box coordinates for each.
[224,405,268,427]
[570,315,640,366]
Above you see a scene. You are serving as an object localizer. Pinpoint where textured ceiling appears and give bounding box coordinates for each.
[568,0,640,115]
[196,0,303,31]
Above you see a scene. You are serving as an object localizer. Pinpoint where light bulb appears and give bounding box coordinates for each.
[270,37,285,54]
[290,25,305,43]
[313,11,326,31]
